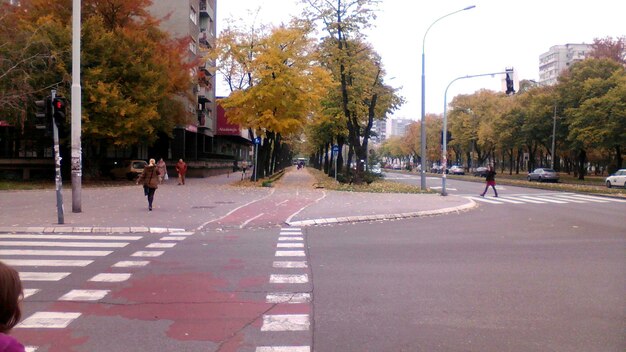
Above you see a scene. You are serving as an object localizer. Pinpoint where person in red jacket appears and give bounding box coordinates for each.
[0,260,26,352]
[176,159,187,185]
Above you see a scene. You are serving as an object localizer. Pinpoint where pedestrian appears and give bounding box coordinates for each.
[176,159,187,185]
[136,158,160,211]
[241,164,247,181]
[156,158,168,184]
[480,165,498,197]
[0,260,26,352]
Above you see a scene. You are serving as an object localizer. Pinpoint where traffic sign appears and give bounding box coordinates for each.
[254,137,261,145]
[332,145,339,153]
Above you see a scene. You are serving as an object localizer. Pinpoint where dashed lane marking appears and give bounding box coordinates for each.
[273,261,308,268]
[88,273,131,282]
[112,260,150,268]
[261,314,310,331]
[0,249,112,256]
[0,241,129,248]
[270,274,308,284]
[59,289,110,301]
[275,250,306,257]
[266,293,311,304]
[2,259,93,267]
[19,272,71,281]
[17,312,82,329]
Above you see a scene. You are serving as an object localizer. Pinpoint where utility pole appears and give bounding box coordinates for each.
[71,0,82,212]
[51,90,64,224]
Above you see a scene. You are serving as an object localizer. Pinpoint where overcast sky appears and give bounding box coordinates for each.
[216,0,626,118]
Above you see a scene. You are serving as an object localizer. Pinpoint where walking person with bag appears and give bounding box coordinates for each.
[480,165,498,197]
[176,159,187,185]
[137,158,161,211]
[156,158,168,184]
[0,260,26,352]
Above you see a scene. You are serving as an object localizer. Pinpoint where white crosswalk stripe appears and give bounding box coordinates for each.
[465,193,626,206]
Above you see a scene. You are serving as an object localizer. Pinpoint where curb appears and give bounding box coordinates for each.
[286,198,477,227]
[0,226,187,234]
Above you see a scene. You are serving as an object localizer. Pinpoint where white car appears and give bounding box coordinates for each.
[605,169,626,188]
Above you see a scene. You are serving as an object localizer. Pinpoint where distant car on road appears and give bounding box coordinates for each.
[371,166,383,175]
[449,165,465,175]
[605,169,626,188]
[527,168,559,183]
[473,166,488,177]
[110,159,147,180]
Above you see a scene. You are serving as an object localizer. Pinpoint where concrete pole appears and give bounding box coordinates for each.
[71,0,82,212]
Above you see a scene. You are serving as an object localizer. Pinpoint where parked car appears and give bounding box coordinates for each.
[370,165,383,175]
[449,165,465,175]
[605,168,626,188]
[431,165,443,174]
[110,160,147,180]
[473,166,488,177]
[527,168,559,183]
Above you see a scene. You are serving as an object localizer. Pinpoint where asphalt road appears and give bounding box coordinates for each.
[4,179,625,351]
[308,195,626,351]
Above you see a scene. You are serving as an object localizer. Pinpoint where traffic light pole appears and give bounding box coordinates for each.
[51,90,65,224]
[71,0,82,212]
[441,70,511,196]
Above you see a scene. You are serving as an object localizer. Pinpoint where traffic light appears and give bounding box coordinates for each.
[34,97,51,129]
[52,97,67,127]
[505,68,515,95]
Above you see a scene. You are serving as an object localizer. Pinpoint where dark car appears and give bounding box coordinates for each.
[473,166,488,177]
[527,168,559,183]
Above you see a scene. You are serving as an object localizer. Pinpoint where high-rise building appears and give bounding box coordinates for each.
[539,43,591,85]
[371,119,387,143]
[386,117,413,137]
[148,0,217,160]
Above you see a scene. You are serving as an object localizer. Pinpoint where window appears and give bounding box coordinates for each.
[189,38,197,54]
[190,7,197,24]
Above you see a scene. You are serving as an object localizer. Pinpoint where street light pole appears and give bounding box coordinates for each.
[551,104,557,169]
[442,70,509,196]
[421,5,475,190]
[71,0,82,212]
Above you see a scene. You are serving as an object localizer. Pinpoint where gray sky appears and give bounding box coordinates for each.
[216,0,626,117]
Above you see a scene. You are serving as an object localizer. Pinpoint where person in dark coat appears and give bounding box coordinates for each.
[137,158,161,211]
[0,260,26,352]
[480,165,498,197]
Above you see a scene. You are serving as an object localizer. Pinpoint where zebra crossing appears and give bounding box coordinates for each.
[0,230,193,352]
[465,192,626,205]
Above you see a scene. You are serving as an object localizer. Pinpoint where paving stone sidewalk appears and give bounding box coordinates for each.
[0,168,475,232]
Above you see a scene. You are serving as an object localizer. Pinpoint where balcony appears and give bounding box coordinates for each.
[199,0,214,19]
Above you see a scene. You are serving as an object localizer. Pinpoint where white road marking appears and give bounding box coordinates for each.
[567,194,626,202]
[23,289,40,298]
[276,200,289,206]
[2,259,93,267]
[273,261,308,268]
[281,227,301,232]
[261,314,310,331]
[270,274,308,284]
[489,197,525,204]
[503,196,546,204]
[131,251,164,257]
[278,237,303,241]
[89,273,131,282]
[160,236,186,241]
[0,249,112,256]
[59,289,110,301]
[256,347,310,352]
[19,272,70,281]
[167,232,194,236]
[550,195,587,203]
[146,242,176,248]
[519,195,568,204]
[17,312,81,329]
[275,250,306,257]
[277,243,304,248]
[240,213,265,228]
[429,186,458,190]
[25,347,38,352]
[0,234,141,240]
[112,260,150,268]
[0,241,128,248]
[266,293,311,304]
[467,196,503,204]
[279,233,303,236]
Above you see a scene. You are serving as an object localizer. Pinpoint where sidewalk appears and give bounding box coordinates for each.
[0,168,475,233]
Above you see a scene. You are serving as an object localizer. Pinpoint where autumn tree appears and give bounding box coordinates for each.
[214,23,333,178]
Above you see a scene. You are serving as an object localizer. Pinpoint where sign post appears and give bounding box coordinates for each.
[253,137,261,182]
[332,145,339,181]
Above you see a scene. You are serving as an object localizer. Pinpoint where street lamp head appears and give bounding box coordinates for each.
[464,5,476,10]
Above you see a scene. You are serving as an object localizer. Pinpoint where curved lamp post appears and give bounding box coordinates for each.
[441,70,510,196]
[421,5,475,190]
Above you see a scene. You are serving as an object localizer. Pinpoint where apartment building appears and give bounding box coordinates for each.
[538,43,591,85]
[386,117,413,137]
[148,0,217,160]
